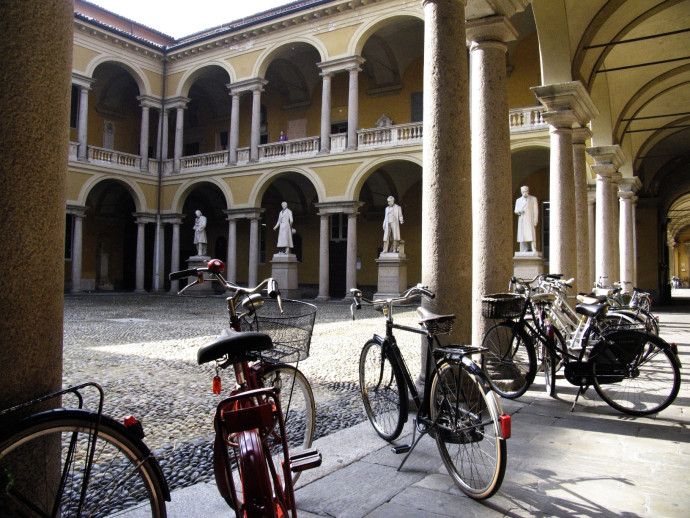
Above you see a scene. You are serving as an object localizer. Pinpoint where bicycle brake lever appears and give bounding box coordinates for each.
[177,278,201,295]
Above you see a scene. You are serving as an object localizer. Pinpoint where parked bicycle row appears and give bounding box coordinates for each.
[1,262,681,516]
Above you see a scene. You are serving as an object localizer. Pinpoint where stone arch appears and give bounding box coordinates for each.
[84,55,152,96]
[248,166,326,207]
[176,61,236,97]
[254,38,327,78]
[346,155,422,201]
[170,177,233,213]
[78,174,147,212]
[349,12,425,56]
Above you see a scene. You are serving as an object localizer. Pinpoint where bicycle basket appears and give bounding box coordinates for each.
[240,298,317,363]
[481,293,524,319]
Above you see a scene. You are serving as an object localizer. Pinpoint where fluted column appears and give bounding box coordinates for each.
[346,64,362,151]
[319,71,333,153]
[467,15,517,348]
[532,81,598,279]
[228,91,241,164]
[572,127,591,293]
[68,206,87,293]
[317,213,330,300]
[422,0,472,343]
[588,145,625,285]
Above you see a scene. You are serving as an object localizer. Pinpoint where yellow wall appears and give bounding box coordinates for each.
[508,33,542,109]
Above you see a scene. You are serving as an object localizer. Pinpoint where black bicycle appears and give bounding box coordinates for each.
[0,382,170,517]
[351,285,510,500]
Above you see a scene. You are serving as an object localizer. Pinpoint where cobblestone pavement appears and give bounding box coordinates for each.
[63,293,424,491]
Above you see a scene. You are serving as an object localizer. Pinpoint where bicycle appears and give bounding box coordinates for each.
[481,282,681,415]
[170,259,321,518]
[350,285,511,500]
[0,382,170,517]
[592,278,659,335]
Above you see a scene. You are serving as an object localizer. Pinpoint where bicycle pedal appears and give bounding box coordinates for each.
[289,449,322,472]
[392,445,411,454]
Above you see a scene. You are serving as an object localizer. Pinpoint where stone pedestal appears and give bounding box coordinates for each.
[271,253,300,299]
[513,252,545,279]
[374,252,409,299]
[184,255,214,295]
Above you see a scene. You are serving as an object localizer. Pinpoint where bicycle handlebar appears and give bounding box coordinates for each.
[350,284,434,320]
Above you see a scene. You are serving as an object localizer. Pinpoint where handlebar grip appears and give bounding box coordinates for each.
[421,288,435,299]
[169,268,198,281]
[268,279,280,299]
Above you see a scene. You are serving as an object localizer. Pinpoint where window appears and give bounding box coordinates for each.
[70,86,78,129]
[331,213,348,242]
[411,92,423,122]
[65,214,73,260]
[330,121,348,134]
[219,131,228,150]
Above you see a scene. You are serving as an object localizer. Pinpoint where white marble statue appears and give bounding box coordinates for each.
[382,196,404,253]
[193,210,207,256]
[514,186,538,252]
[273,201,294,254]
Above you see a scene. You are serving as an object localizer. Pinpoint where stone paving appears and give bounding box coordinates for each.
[63,292,423,491]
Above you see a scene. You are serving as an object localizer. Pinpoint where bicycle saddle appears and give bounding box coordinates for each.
[532,293,556,305]
[416,306,455,324]
[197,328,273,365]
[574,304,608,319]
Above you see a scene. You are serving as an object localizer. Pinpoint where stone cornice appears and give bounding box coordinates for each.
[587,145,626,169]
[72,72,96,89]
[531,81,599,126]
[74,19,166,62]
[228,79,269,95]
[224,208,266,220]
[318,56,366,75]
[466,15,518,44]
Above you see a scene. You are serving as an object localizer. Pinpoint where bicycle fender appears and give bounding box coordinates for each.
[371,334,386,346]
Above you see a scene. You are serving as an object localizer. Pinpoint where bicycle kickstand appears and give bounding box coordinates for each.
[571,384,588,412]
[391,417,428,472]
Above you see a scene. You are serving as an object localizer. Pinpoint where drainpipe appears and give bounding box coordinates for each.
[153,57,167,292]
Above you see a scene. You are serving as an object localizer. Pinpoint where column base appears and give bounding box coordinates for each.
[271,253,300,298]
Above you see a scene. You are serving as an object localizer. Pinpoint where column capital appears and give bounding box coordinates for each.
[531,81,599,126]
[72,72,96,89]
[66,204,88,217]
[618,177,642,197]
[228,78,268,95]
[572,126,592,146]
[167,96,190,109]
[314,201,364,215]
[587,144,625,169]
[137,95,160,109]
[466,15,518,44]
[161,213,185,225]
[587,184,597,203]
[317,56,365,76]
[132,212,157,224]
[543,109,579,129]
[223,207,265,220]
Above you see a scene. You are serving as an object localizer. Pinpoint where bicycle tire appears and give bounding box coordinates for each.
[542,327,565,398]
[0,408,167,518]
[260,363,316,484]
[359,339,407,441]
[430,362,507,500]
[237,429,277,518]
[592,333,681,416]
[481,322,537,399]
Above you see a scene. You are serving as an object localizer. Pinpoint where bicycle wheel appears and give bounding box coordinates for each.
[430,362,507,500]
[237,430,277,518]
[542,328,565,398]
[359,339,407,441]
[592,333,681,416]
[0,409,167,517]
[481,322,537,399]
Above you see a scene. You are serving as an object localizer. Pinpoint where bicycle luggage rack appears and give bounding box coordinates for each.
[0,382,104,422]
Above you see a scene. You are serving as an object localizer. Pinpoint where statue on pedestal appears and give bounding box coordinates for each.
[514,186,538,252]
[193,210,207,256]
[273,201,294,254]
[382,196,404,253]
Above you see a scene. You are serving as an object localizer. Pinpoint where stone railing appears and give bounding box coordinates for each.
[88,146,141,170]
[259,136,320,160]
[330,133,348,152]
[357,122,423,149]
[237,148,250,164]
[509,106,547,132]
[180,150,228,169]
[69,141,79,159]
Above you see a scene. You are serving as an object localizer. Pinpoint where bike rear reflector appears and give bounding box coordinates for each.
[213,375,222,395]
[124,415,145,439]
[499,415,511,439]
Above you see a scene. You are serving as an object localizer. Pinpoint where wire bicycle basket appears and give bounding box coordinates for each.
[240,299,317,363]
[481,293,525,319]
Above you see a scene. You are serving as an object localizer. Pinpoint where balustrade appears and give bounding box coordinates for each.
[508,106,547,132]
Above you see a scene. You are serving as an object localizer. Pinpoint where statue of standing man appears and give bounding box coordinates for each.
[273,201,294,254]
[382,196,404,253]
[514,186,538,252]
[193,210,207,256]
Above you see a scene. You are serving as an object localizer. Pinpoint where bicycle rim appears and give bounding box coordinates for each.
[359,339,406,441]
[593,336,680,416]
[481,323,536,399]
[430,362,506,500]
[237,430,278,518]
[0,409,167,518]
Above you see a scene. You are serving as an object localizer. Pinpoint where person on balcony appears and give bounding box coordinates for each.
[278,130,288,142]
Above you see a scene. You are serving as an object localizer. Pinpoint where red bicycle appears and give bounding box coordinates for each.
[170,259,321,517]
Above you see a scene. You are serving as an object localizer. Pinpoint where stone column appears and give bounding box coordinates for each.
[248,215,260,287]
[587,186,596,288]
[317,213,330,300]
[611,172,621,282]
[618,178,641,291]
[134,216,147,292]
[466,15,517,348]
[68,206,87,293]
[319,71,333,154]
[346,65,362,151]
[587,145,625,284]
[170,97,189,173]
[572,127,591,293]
[227,218,238,283]
[153,219,166,293]
[228,91,241,164]
[532,82,598,279]
[250,85,265,162]
[169,215,183,293]
[345,211,359,297]
[137,96,155,172]
[632,195,639,284]
[160,107,169,160]
[422,0,472,342]
[74,76,94,161]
